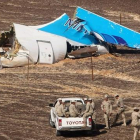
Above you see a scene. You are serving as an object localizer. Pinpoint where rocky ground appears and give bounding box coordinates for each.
[0,0,140,140]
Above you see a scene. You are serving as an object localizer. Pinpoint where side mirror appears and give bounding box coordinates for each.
[49,103,54,107]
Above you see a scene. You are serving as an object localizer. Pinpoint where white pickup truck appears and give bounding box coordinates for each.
[49,98,92,136]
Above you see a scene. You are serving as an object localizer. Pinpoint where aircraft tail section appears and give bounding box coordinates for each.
[75,7,140,49]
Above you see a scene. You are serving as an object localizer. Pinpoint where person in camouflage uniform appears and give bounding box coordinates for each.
[55,98,62,112]
[82,98,93,127]
[113,94,126,126]
[131,107,140,140]
[69,100,79,117]
[101,94,112,129]
[56,100,66,117]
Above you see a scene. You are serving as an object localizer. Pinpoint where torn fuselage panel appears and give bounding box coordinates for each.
[1,23,67,67]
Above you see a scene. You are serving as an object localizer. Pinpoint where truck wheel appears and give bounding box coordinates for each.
[56,130,61,136]
[49,115,55,128]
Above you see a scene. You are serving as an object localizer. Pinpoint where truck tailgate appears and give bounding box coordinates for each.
[62,117,84,127]
[57,116,92,130]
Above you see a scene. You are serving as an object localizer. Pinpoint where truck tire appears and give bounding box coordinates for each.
[49,115,55,128]
[56,130,61,136]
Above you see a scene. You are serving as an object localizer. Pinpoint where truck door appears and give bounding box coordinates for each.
[37,41,54,64]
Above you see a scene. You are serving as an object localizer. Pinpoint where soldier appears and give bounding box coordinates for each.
[75,100,83,113]
[82,98,93,127]
[101,94,112,129]
[69,100,79,117]
[56,100,66,117]
[91,98,97,130]
[55,98,62,112]
[83,98,87,103]
[113,94,126,126]
[131,107,140,140]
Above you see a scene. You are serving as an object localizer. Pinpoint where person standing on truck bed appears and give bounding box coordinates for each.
[69,100,79,117]
[82,98,93,127]
[131,107,140,140]
[56,100,66,117]
[101,94,112,129]
[112,94,126,126]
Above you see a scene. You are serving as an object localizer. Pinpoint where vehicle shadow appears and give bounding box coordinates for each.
[62,124,107,137]
[111,119,132,127]
[97,123,106,130]
[62,130,107,137]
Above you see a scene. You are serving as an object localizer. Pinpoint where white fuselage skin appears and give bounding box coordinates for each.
[1,23,67,67]
[1,23,108,68]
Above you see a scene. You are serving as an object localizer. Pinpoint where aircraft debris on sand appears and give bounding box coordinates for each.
[0,7,140,68]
